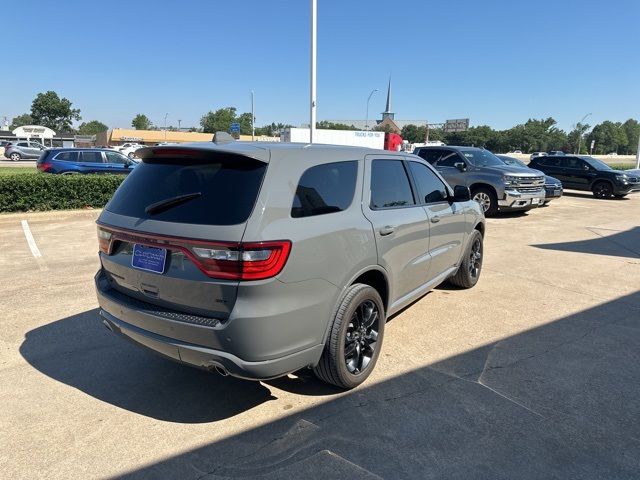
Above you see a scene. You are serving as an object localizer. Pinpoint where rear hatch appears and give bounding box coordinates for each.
[97,146,269,321]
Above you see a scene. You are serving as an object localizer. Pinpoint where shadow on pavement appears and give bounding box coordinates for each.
[19,309,276,423]
[20,291,640,478]
[532,226,640,259]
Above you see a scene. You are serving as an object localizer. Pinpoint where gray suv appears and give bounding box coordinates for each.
[413,146,545,216]
[95,142,485,388]
[4,140,46,161]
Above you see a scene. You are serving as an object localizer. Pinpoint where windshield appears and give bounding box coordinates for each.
[499,157,527,168]
[581,156,613,171]
[460,149,505,167]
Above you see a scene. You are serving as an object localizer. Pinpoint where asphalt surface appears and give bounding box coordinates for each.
[1,193,639,479]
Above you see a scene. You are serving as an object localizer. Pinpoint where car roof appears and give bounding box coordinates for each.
[46,148,119,152]
[416,145,483,151]
[137,141,405,163]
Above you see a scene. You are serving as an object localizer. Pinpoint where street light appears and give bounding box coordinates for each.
[365,89,378,131]
[575,112,591,154]
[164,113,169,141]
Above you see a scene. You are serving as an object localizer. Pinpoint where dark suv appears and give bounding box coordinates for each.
[529,155,640,198]
[95,142,485,389]
[37,148,136,174]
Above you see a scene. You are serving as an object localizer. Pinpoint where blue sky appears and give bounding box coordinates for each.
[2,0,639,132]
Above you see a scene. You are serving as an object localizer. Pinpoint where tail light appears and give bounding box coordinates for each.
[37,162,52,172]
[96,225,291,281]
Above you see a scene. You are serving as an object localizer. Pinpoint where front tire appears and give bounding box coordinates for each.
[592,181,613,199]
[10,152,21,161]
[313,284,385,389]
[448,229,483,289]
[471,186,498,216]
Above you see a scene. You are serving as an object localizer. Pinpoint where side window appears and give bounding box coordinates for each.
[81,151,104,163]
[408,161,448,204]
[30,142,42,148]
[55,151,79,162]
[563,157,583,169]
[370,160,415,209]
[415,149,444,165]
[541,157,560,167]
[17,142,28,147]
[105,151,127,164]
[291,161,357,218]
[437,152,464,167]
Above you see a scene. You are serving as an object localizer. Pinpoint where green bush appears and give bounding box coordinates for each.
[0,173,125,212]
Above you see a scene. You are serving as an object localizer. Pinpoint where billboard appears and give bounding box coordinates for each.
[444,118,470,133]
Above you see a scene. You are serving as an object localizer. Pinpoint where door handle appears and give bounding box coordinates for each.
[431,216,440,223]
[379,225,396,236]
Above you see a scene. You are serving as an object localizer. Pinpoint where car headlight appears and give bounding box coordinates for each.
[502,175,519,187]
[615,174,628,183]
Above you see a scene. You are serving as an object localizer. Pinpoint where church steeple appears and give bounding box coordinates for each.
[381,76,394,121]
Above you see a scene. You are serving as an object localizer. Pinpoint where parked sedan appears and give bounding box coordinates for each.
[37,149,137,174]
[4,141,46,161]
[497,155,563,205]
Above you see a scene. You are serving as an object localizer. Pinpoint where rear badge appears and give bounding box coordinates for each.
[132,244,167,274]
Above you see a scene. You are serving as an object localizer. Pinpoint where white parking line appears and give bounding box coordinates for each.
[21,220,42,258]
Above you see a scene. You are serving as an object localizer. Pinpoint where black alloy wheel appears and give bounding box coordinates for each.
[344,300,380,375]
[592,181,613,199]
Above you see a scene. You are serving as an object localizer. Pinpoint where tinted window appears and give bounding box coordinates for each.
[408,162,448,204]
[563,157,585,169]
[460,149,504,167]
[81,151,103,163]
[415,149,445,165]
[370,160,415,209]
[55,151,80,162]
[292,161,357,218]
[106,157,267,225]
[105,151,127,164]
[17,142,28,147]
[541,157,561,167]
[438,152,464,167]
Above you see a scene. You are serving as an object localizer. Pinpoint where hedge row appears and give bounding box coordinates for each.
[0,173,125,212]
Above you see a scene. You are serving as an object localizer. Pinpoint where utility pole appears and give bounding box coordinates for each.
[251,90,255,141]
[178,119,181,131]
[309,0,317,143]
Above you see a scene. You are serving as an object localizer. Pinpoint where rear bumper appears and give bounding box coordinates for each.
[544,185,563,202]
[95,270,334,380]
[498,189,545,210]
[99,308,323,380]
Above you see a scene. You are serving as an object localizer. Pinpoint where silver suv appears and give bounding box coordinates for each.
[95,142,485,388]
[4,140,46,161]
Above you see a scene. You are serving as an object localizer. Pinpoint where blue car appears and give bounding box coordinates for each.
[37,148,137,174]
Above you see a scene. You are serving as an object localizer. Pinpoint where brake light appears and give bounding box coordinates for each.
[96,225,291,280]
[38,162,52,172]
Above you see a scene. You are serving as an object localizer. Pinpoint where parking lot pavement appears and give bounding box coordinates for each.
[1,195,639,479]
[0,160,36,168]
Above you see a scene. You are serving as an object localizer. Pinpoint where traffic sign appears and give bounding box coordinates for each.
[444,118,470,133]
[230,122,240,134]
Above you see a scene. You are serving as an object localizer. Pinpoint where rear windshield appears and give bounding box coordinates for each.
[106,157,267,225]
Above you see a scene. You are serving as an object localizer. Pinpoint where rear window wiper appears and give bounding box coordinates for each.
[145,192,202,215]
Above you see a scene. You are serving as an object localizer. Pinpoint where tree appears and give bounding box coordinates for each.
[621,119,640,155]
[78,120,108,135]
[30,91,81,131]
[567,123,590,154]
[237,112,254,135]
[587,121,627,154]
[9,114,33,130]
[131,114,151,130]
[316,121,358,130]
[200,107,238,133]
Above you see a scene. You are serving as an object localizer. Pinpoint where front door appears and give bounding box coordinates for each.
[362,157,432,304]
[406,160,465,278]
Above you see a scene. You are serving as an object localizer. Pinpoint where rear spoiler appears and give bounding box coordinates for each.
[136,143,270,164]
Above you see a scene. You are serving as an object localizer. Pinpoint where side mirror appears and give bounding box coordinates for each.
[452,185,471,202]
[454,161,467,172]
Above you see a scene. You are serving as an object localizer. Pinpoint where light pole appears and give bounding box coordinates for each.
[163,113,169,141]
[309,0,317,143]
[178,119,181,131]
[365,89,378,131]
[251,90,255,141]
[575,112,591,154]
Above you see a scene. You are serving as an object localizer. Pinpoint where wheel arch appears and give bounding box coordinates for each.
[469,182,497,197]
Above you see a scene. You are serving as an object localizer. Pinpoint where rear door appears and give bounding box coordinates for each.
[97,152,268,319]
[406,160,465,278]
[362,156,432,303]
[104,150,132,174]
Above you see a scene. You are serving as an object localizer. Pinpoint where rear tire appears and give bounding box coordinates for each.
[471,186,498,216]
[313,284,385,389]
[448,229,483,289]
[10,152,21,162]
[592,181,613,199]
